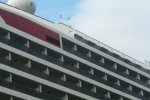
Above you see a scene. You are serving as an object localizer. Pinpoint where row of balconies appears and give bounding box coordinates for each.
[0,92,24,100]
[62,38,150,86]
[0,27,149,99]
[1,27,149,86]
[1,47,150,100]
[0,48,132,100]
[0,68,86,100]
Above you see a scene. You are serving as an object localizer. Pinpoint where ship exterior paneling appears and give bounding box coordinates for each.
[0,9,60,47]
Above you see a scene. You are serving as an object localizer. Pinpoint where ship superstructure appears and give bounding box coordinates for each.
[0,1,150,100]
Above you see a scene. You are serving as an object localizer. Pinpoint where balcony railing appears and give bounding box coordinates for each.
[0,58,110,100]
[0,79,59,100]
[59,23,146,70]
[63,45,150,88]
[0,56,148,100]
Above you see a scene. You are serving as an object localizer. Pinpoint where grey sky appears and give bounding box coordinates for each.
[71,0,150,63]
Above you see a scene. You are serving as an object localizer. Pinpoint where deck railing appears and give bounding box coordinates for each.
[59,23,147,69]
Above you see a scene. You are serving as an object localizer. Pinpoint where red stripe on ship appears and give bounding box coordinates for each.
[0,9,60,47]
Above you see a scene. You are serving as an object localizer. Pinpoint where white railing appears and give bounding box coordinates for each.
[60,23,146,69]
[75,30,145,67]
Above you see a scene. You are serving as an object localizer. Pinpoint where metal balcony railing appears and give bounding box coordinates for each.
[0,78,59,100]
[59,23,146,70]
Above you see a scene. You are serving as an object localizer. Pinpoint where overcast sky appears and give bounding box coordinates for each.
[1,0,150,64]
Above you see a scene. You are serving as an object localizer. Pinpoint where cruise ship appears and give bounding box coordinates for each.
[0,0,150,100]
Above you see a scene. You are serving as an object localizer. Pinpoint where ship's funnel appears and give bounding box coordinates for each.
[7,0,36,14]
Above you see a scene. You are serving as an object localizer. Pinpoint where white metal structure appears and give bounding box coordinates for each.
[7,0,36,14]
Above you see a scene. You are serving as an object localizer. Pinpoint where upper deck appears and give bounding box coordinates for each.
[0,2,149,71]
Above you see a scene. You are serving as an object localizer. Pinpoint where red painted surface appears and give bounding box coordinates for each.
[0,9,60,47]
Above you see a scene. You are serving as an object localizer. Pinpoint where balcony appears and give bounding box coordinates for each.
[0,58,108,100]
[0,32,149,100]
[0,56,148,100]
[0,79,59,100]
